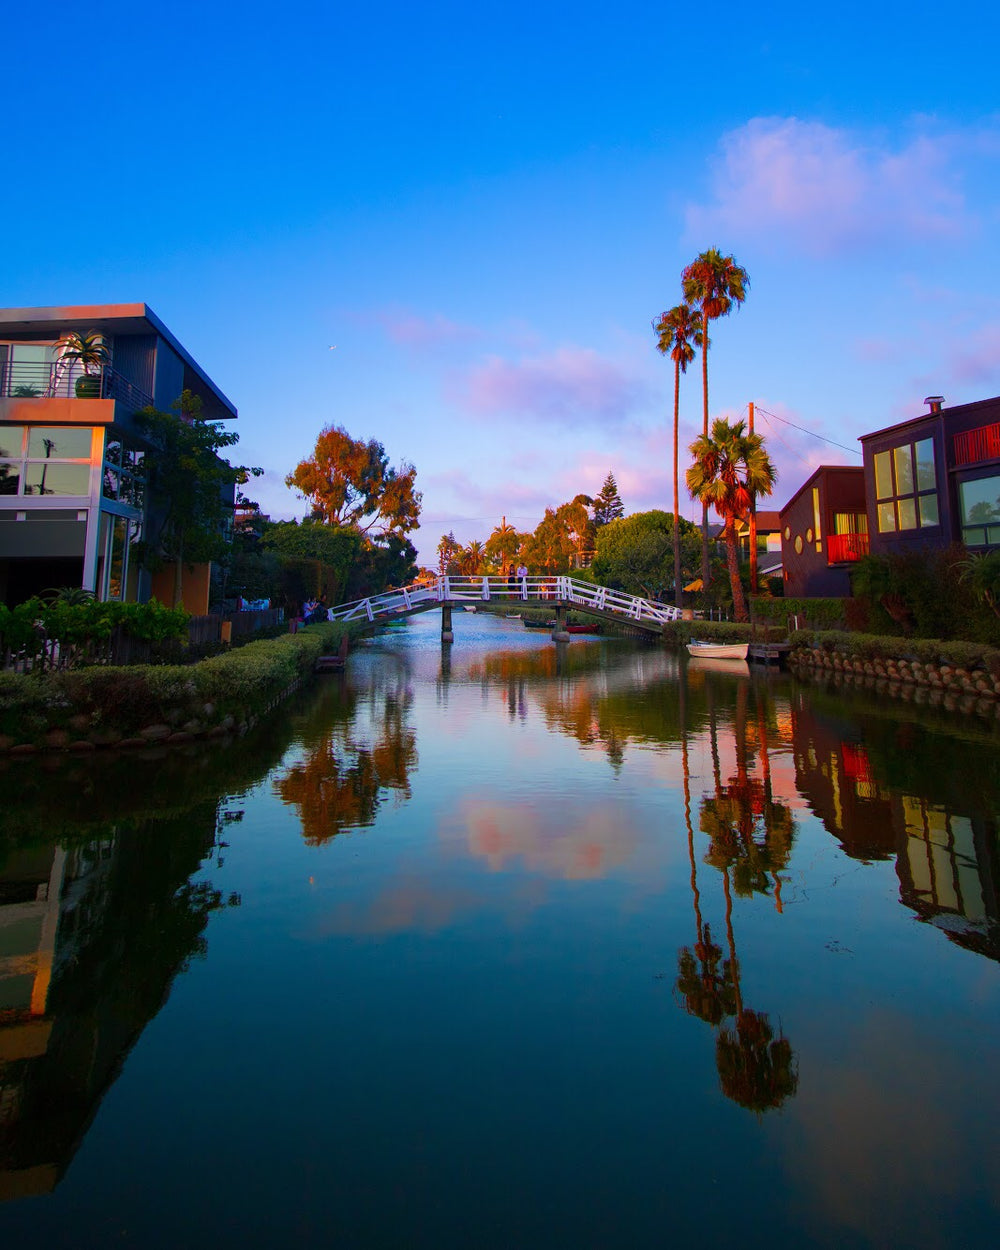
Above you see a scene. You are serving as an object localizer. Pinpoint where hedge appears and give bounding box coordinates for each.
[0,621,355,747]
[788,629,1000,675]
[750,597,846,629]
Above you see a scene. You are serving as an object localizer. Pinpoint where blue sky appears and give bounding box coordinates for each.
[7,1,1000,565]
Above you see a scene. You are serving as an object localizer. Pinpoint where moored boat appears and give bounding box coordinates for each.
[686,641,749,660]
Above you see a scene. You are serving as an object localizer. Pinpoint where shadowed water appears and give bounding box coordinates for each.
[1,612,998,1248]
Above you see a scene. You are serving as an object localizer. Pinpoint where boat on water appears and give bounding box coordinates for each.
[522,618,554,629]
[565,623,601,634]
[505,612,522,620]
[686,641,749,660]
[462,605,478,613]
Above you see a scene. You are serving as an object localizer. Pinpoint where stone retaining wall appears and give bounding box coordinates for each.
[789,645,1000,720]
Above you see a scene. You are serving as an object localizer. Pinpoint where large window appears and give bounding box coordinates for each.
[873,438,938,533]
[0,425,94,496]
[959,476,1000,547]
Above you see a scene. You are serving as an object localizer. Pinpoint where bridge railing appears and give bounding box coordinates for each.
[326,575,683,627]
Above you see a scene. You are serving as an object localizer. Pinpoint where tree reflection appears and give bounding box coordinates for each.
[676,678,798,1115]
[275,685,417,844]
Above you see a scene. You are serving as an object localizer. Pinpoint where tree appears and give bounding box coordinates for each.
[136,391,262,608]
[286,425,421,538]
[437,531,462,575]
[682,249,750,587]
[958,550,1000,620]
[592,472,625,527]
[654,304,703,609]
[525,495,594,573]
[591,509,700,600]
[460,540,486,574]
[260,519,364,602]
[686,418,776,622]
[484,518,526,570]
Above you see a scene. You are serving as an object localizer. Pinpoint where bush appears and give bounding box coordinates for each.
[750,597,846,630]
[789,628,1000,673]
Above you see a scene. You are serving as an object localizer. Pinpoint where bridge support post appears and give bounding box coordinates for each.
[551,603,570,643]
[441,602,454,644]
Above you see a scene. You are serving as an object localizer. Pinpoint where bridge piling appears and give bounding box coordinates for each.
[441,602,454,644]
[551,603,570,643]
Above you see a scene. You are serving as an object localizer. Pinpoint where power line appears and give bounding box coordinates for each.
[754,405,863,458]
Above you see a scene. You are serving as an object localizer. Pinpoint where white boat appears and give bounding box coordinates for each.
[462,604,478,613]
[686,641,749,660]
[504,612,522,619]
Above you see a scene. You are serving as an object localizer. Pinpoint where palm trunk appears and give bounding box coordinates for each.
[673,360,682,610]
[701,310,710,590]
[725,519,748,622]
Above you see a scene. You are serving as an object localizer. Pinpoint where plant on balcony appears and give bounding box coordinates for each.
[53,329,109,397]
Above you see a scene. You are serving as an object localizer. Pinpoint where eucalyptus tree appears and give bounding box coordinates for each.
[654,304,703,608]
[681,249,749,585]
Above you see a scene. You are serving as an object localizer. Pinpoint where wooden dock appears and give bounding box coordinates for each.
[749,641,791,665]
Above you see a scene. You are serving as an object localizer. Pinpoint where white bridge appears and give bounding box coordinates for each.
[327,575,682,640]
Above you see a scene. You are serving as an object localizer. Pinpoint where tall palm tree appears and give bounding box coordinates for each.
[687,418,776,623]
[682,250,749,586]
[654,304,702,609]
[460,540,485,575]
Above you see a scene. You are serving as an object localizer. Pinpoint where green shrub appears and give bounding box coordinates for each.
[750,597,846,629]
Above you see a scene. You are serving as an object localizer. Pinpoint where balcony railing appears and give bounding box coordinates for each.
[827,532,870,563]
[954,423,1000,467]
[0,361,153,413]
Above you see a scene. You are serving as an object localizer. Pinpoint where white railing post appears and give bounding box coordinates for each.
[365,600,374,622]
[403,588,411,609]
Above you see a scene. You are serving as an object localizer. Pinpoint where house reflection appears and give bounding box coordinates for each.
[0,808,228,1201]
[788,689,1000,960]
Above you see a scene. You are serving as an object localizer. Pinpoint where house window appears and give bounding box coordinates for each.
[959,476,1000,547]
[0,425,94,496]
[102,433,146,508]
[873,438,938,533]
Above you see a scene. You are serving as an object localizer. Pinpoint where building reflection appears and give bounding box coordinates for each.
[788,688,1000,960]
[0,808,230,1201]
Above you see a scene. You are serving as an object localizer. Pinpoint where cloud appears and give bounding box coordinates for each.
[687,116,980,255]
[450,347,652,425]
[949,322,1000,384]
[375,308,481,349]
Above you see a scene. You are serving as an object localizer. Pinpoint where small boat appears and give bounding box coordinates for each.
[686,641,749,660]
[462,604,478,613]
[522,618,554,629]
[565,623,601,634]
[504,612,522,620]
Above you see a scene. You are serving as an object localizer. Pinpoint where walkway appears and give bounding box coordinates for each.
[327,575,682,637]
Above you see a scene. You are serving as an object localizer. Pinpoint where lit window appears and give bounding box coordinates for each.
[874,439,938,533]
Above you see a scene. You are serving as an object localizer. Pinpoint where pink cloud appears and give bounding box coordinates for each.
[375,308,481,349]
[450,347,651,424]
[687,117,978,255]
[949,322,1000,384]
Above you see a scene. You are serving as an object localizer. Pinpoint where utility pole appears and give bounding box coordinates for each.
[748,401,758,598]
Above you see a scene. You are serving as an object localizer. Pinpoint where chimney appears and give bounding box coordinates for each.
[924,395,944,413]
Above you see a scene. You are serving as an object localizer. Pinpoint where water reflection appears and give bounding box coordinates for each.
[0,807,233,1201]
[274,671,417,844]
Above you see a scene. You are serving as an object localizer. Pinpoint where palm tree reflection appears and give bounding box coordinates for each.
[676,677,799,1114]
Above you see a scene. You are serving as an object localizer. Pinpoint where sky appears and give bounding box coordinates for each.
[5,0,1000,567]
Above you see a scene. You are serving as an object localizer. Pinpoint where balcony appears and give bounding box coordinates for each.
[827,532,869,563]
[954,423,1000,467]
[0,360,153,413]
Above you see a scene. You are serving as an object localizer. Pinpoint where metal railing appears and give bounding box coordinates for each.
[327,575,684,630]
[0,361,153,412]
[826,532,870,563]
[953,423,1000,467]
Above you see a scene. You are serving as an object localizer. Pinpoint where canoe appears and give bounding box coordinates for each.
[504,613,522,619]
[565,623,601,634]
[686,641,749,660]
[522,618,554,629]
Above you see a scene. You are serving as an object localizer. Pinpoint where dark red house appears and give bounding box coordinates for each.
[779,465,868,597]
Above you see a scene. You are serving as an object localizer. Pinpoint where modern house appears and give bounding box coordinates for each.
[860,394,1000,556]
[779,465,868,597]
[0,304,237,611]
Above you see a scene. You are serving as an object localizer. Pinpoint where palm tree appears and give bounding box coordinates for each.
[460,540,485,575]
[687,418,776,622]
[654,304,702,609]
[682,250,749,586]
[53,329,110,398]
[485,516,519,569]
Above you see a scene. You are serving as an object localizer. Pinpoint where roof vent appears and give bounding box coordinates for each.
[924,395,945,413]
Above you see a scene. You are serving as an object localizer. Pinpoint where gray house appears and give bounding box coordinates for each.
[0,304,237,609]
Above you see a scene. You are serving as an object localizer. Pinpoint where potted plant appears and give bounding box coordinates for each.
[54,329,110,397]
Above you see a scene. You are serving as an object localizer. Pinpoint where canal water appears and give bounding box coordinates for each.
[1,612,998,1248]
